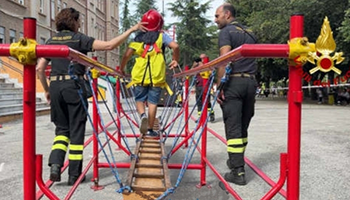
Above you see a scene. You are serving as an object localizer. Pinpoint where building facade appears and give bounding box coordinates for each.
[0,0,120,67]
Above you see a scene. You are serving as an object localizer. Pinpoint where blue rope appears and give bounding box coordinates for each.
[172,71,217,188]
[166,73,213,158]
[116,77,139,138]
[116,185,131,193]
[130,153,138,161]
[158,77,182,131]
[85,74,124,183]
[156,187,175,200]
[68,65,122,185]
[103,76,135,152]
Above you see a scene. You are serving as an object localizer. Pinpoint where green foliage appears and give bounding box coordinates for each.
[119,0,350,85]
[119,0,136,73]
[227,0,350,86]
[168,0,218,66]
[134,0,159,19]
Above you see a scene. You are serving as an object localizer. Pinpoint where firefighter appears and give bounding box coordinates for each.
[192,54,215,122]
[36,7,146,185]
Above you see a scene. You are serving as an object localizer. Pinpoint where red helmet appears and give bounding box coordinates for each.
[141,9,164,31]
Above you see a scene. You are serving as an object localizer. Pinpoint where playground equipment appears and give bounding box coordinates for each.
[0,13,343,200]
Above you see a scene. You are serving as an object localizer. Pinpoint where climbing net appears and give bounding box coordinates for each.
[78,61,227,199]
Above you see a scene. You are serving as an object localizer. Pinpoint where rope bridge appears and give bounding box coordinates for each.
[0,14,334,200]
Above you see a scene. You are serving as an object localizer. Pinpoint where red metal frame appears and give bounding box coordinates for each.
[0,15,305,200]
[174,15,303,200]
[184,65,190,148]
[199,56,209,187]
[287,14,304,200]
[22,17,37,200]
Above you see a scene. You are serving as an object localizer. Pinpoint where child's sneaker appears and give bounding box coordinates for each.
[140,115,148,134]
[147,130,159,137]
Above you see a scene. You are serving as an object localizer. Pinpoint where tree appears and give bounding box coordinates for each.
[227,0,349,86]
[134,0,159,20]
[168,0,217,66]
[119,0,136,73]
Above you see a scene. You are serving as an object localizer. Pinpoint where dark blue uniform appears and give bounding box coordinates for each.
[45,30,95,178]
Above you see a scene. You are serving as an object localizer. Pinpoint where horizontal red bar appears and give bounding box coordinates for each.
[0,44,11,56]
[174,44,289,77]
[36,45,70,58]
[124,133,187,138]
[168,164,202,169]
[98,163,130,168]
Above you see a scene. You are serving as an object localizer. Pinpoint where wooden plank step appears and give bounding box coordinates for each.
[142,139,160,144]
[138,159,161,165]
[123,191,163,200]
[136,163,163,168]
[123,126,171,200]
[139,149,161,154]
[134,172,164,178]
[140,143,161,148]
[132,184,166,192]
[139,155,161,160]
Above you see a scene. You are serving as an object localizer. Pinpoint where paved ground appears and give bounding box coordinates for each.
[0,98,349,200]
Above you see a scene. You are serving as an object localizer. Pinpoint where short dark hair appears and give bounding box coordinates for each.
[193,57,201,63]
[223,4,236,17]
[55,8,80,32]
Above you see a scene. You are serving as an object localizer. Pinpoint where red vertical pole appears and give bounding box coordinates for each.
[287,14,304,200]
[91,56,99,185]
[116,66,122,146]
[199,56,209,186]
[184,65,189,147]
[23,17,36,200]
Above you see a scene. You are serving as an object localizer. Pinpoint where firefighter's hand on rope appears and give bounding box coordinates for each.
[217,90,225,105]
[169,60,179,69]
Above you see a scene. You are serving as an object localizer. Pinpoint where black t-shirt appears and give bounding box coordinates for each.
[218,20,257,74]
[46,30,95,76]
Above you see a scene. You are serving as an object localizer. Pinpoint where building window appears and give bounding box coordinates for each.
[80,14,85,33]
[63,2,67,8]
[10,30,16,43]
[18,0,24,5]
[40,37,46,44]
[97,0,104,11]
[51,0,55,19]
[39,0,44,13]
[0,27,5,44]
[91,18,95,37]
[57,0,61,12]
[19,32,23,39]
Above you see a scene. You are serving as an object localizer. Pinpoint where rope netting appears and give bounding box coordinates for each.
[78,63,232,199]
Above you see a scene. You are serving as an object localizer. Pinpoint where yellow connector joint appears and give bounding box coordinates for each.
[288,37,315,66]
[10,38,37,65]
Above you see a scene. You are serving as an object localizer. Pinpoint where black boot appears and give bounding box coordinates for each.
[224,167,247,185]
[209,113,215,122]
[226,159,234,170]
[50,164,61,182]
[68,174,86,186]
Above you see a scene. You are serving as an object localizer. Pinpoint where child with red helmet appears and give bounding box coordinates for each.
[120,9,180,137]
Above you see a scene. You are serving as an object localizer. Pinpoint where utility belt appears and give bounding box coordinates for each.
[50,74,84,81]
[230,73,255,79]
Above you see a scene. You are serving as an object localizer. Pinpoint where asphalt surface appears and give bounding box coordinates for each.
[0,97,349,200]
